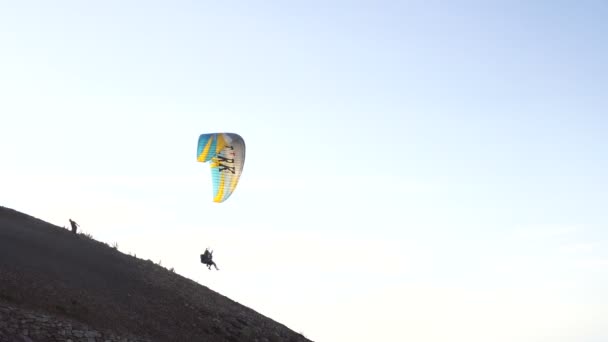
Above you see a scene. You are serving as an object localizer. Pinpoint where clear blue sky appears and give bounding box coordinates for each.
[2,1,608,341]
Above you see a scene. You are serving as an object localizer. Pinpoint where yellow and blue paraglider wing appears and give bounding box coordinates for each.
[197,133,246,203]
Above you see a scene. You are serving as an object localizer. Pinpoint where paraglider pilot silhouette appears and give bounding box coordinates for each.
[69,219,79,234]
[200,248,219,270]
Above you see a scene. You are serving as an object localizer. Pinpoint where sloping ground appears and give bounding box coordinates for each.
[0,206,312,342]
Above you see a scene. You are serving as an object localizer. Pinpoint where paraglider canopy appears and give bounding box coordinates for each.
[197,133,246,203]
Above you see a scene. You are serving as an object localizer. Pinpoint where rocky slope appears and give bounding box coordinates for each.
[0,206,312,342]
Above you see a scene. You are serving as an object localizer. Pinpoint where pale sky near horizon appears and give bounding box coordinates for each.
[2,1,608,341]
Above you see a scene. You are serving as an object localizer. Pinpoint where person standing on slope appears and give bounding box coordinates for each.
[69,218,80,234]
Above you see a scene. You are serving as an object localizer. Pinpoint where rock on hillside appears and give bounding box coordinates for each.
[0,206,312,342]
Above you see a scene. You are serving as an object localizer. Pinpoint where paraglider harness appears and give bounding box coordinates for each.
[200,248,219,270]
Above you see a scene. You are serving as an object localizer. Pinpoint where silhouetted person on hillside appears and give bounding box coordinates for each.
[69,219,79,234]
[201,248,219,270]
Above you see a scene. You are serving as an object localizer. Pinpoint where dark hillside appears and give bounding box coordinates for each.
[0,206,312,342]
